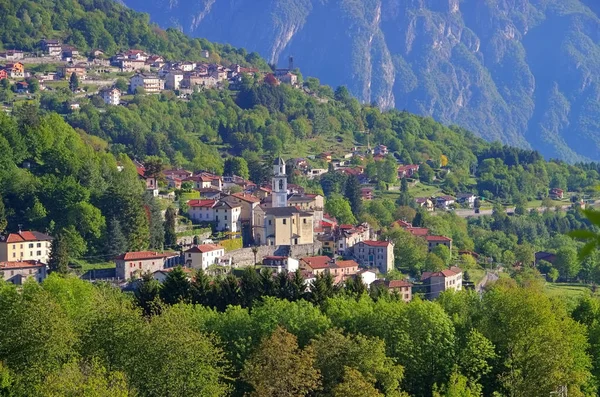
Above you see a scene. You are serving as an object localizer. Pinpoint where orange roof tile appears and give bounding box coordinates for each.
[185,244,224,254]
[0,260,44,269]
[115,251,177,261]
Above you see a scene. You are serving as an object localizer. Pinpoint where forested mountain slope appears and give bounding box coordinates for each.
[121,0,600,162]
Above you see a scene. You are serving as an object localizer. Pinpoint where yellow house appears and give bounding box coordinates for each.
[0,231,53,264]
[253,206,314,246]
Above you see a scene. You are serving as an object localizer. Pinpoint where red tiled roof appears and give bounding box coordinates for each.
[301,256,331,269]
[392,220,412,228]
[421,267,462,280]
[425,235,452,242]
[0,260,44,269]
[115,251,177,261]
[339,224,354,230]
[360,241,391,247]
[4,231,52,243]
[185,244,224,253]
[335,260,359,268]
[407,227,429,237]
[231,193,260,203]
[388,279,412,288]
[187,199,217,208]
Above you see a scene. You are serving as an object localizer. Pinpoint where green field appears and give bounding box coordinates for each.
[544,283,594,300]
[71,259,115,272]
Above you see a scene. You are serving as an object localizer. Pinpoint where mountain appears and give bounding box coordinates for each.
[120,0,600,162]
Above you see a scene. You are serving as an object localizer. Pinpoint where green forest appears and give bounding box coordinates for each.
[1,272,599,397]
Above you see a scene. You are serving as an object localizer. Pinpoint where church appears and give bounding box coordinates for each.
[252,158,314,246]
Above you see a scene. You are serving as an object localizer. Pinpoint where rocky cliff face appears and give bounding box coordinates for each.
[123,0,600,161]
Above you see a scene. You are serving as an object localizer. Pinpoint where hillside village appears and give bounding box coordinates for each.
[0,40,298,108]
[0,147,474,301]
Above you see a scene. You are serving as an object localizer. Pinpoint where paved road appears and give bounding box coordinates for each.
[476,271,500,293]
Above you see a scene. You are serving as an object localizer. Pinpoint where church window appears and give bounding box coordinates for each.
[279,179,284,190]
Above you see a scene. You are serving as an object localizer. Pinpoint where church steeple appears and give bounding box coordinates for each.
[272,157,287,208]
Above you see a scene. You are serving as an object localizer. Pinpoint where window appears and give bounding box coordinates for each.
[283,219,287,225]
[268,220,272,225]
[36,251,41,256]
[12,253,15,258]
[225,215,228,220]
[28,243,34,248]
[29,251,32,256]
[37,243,41,248]
[29,269,32,274]
[303,219,307,224]
[20,244,22,249]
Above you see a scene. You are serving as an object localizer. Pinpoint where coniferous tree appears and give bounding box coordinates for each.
[344,175,363,217]
[396,177,413,207]
[239,267,262,308]
[159,267,191,305]
[134,272,162,316]
[310,272,336,307]
[0,194,7,233]
[146,195,164,250]
[48,233,69,274]
[69,72,79,92]
[191,269,211,306]
[164,207,177,248]
[289,269,307,301]
[104,218,127,257]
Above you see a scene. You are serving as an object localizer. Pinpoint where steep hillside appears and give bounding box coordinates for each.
[121,0,600,162]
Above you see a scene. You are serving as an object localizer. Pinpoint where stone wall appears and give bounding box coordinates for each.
[224,242,323,267]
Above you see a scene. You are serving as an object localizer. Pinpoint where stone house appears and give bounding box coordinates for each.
[421,266,463,299]
[0,260,47,285]
[114,251,179,280]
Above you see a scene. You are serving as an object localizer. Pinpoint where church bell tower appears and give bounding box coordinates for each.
[272,157,287,208]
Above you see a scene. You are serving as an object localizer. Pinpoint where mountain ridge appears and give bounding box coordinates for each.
[121,0,600,162]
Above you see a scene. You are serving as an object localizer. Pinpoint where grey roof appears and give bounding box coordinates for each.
[273,157,285,166]
[264,206,312,217]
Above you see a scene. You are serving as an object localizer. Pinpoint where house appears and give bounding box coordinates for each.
[61,45,79,59]
[332,259,360,278]
[166,177,182,189]
[308,168,328,179]
[15,81,29,94]
[334,223,371,255]
[114,251,179,280]
[415,197,434,211]
[57,63,86,80]
[361,188,373,200]
[124,49,148,61]
[374,144,388,156]
[41,39,62,56]
[353,240,395,274]
[120,59,149,72]
[213,200,242,233]
[101,87,121,106]
[253,206,314,246]
[372,279,412,302]
[0,70,7,80]
[146,55,165,68]
[397,164,420,179]
[222,175,254,192]
[425,236,452,251]
[201,50,210,58]
[136,166,158,196]
[164,169,193,180]
[0,231,53,264]
[0,50,24,60]
[187,199,217,222]
[91,49,105,58]
[319,152,333,162]
[278,72,298,85]
[0,260,47,285]
[392,220,412,228]
[224,193,260,224]
[5,62,25,78]
[550,188,564,200]
[300,256,332,276]
[263,256,300,273]
[129,73,162,94]
[184,244,225,270]
[421,266,463,299]
[457,193,477,208]
[185,173,222,191]
[165,71,184,90]
[436,195,456,209]
[197,188,222,200]
[357,269,378,288]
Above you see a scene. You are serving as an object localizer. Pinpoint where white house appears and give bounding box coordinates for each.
[165,72,184,90]
[457,193,477,208]
[421,266,463,299]
[187,199,217,222]
[262,256,300,273]
[213,200,241,233]
[184,244,225,270]
[129,73,162,94]
[436,195,456,209]
[101,87,121,106]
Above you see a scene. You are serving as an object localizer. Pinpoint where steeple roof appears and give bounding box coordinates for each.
[273,157,285,166]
